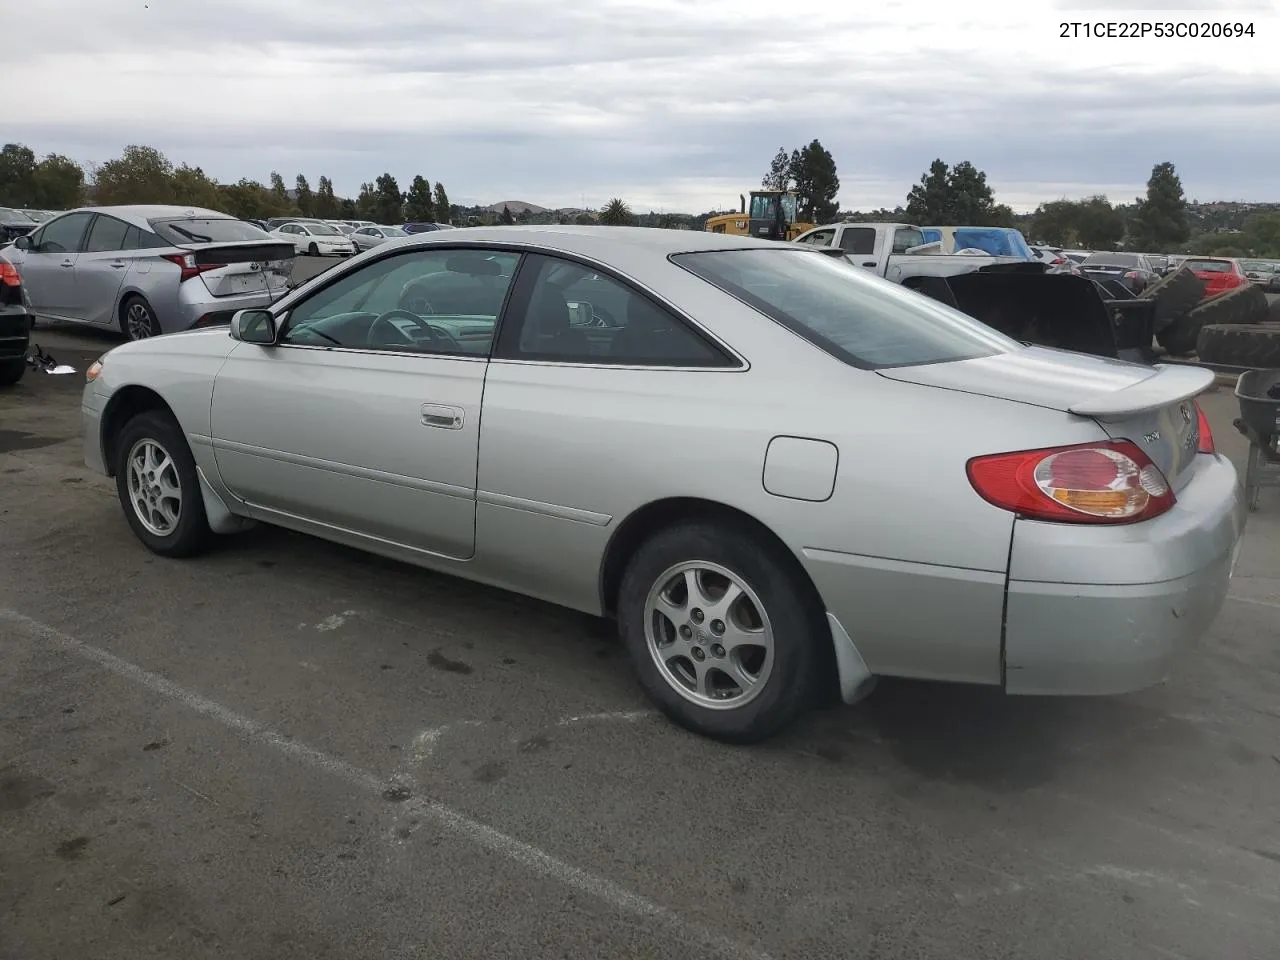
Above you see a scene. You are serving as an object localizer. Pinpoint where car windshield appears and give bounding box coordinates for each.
[151,218,273,245]
[381,227,408,237]
[307,223,342,236]
[1184,259,1232,273]
[1241,260,1271,272]
[0,207,37,223]
[673,248,1020,370]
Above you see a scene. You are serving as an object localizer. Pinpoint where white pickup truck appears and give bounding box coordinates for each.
[791,221,1025,282]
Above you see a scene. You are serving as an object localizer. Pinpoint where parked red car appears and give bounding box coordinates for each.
[1183,257,1247,298]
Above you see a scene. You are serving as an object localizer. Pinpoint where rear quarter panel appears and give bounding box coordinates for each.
[473,257,1110,685]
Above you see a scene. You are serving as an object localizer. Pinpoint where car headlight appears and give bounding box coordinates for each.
[85,357,104,383]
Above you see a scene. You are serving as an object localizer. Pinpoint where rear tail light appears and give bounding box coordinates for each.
[1195,401,1215,454]
[1124,270,1139,280]
[1051,257,1066,265]
[967,440,1175,524]
[0,260,20,287]
[161,253,221,283]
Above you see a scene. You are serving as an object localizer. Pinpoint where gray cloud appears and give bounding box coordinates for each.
[8,0,1279,212]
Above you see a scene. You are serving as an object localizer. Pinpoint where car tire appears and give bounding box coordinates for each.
[120,295,161,341]
[1195,322,1280,368]
[1158,283,1269,356]
[1139,266,1205,326]
[114,410,212,558]
[308,242,319,257]
[617,521,823,744]
[0,357,25,386]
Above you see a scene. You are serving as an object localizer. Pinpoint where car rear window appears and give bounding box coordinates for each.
[1183,259,1232,273]
[672,248,1020,370]
[150,218,273,245]
[1083,253,1139,267]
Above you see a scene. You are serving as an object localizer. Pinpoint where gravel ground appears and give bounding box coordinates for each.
[2,293,1279,959]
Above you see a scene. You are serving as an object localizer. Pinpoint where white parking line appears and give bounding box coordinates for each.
[0,607,772,960]
[1228,594,1280,611]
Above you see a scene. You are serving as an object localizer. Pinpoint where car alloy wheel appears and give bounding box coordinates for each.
[126,300,158,340]
[125,437,182,537]
[643,560,776,708]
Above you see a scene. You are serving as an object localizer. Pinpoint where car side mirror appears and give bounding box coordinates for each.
[13,234,32,251]
[229,309,276,344]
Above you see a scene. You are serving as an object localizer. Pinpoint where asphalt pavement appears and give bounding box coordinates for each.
[3,278,1280,959]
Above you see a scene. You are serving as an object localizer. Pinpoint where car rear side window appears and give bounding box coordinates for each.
[673,248,1019,370]
[150,218,272,245]
[84,215,131,253]
[837,228,875,255]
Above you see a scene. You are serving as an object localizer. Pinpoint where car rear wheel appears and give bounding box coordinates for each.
[618,521,822,744]
[0,357,25,386]
[308,242,319,257]
[121,295,160,341]
[114,411,211,558]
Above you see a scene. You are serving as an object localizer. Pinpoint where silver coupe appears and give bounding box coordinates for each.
[81,226,1246,743]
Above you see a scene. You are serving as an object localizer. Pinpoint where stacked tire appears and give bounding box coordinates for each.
[1153,276,1270,359]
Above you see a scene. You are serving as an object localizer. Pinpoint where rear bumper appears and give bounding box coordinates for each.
[173,286,280,333]
[1003,452,1245,695]
[0,306,30,360]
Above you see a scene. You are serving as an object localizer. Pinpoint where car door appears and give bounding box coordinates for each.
[75,214,137,324]
[209,245,522,561]
[476,252,743,607]
[17,211,94,319]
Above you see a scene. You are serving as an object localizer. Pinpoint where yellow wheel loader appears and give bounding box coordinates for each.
[704,190,815,242]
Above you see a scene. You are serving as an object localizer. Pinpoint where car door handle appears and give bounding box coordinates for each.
[60,259,74,268]
[109,260,126,269]
[421,403,464,429]
[861,261,876,268]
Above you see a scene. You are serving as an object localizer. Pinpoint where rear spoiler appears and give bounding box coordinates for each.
[1068,363,1214,421]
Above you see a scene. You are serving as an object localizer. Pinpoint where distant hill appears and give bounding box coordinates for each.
[485,200,548,215]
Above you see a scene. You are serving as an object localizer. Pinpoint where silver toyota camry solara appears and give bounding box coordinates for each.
[81,226,1246,743]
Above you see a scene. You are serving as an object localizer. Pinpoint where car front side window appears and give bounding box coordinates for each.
[279,248,520,357]
[33,212,94,254]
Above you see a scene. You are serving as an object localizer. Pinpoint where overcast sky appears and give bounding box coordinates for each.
[10,0,1280,213]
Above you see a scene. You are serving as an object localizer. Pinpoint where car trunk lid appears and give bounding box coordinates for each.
[877,348,1213,484]
[179,241,295,298]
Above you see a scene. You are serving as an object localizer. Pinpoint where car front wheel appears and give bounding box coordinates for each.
[618,521,823,744]
[114,411,211,558]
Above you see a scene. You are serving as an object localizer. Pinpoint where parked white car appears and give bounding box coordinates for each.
[270,221,355,257]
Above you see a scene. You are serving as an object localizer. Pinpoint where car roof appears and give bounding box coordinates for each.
[390,225,785,258]
[69,204,235,227]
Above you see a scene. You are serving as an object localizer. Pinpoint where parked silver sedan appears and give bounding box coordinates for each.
[6,205,295,340]
[80,226,1245,743]
[350,224,408,252]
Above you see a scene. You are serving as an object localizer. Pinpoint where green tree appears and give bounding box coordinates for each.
[599,198,633,226]
[761,147,792,190]
[788,139,840,223]
[904,159,1009,226]
[294,174,314,216]
[268,171,291,210]
[170,164,222,210]
[373,173,403,223]
[500,204,515,225]
[217,179,274,219]
[1073,195,1126,249]
[0,143,39,206]
[32,153,85,209]
[94,145,176,205]
[314,176,340,218]
[1241,212,1280,257]
[573,211,595,226]
[1128,162,1190,251]
[355,182,378,219]
[433,182,451,224]
[403,175,434,221]
[1030,199,1078,246]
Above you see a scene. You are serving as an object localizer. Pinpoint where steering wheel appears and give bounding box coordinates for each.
[590,305,618,328]
[369,309,458,350]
